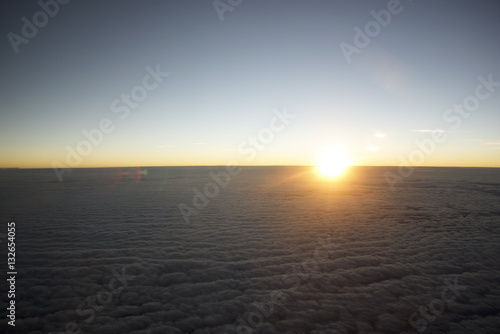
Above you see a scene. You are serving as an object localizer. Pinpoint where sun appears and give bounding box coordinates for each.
[316,146,350,178]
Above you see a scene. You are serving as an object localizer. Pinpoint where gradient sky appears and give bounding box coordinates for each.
[1,0,499,168]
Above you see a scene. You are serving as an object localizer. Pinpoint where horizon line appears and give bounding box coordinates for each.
[2,165,500,170]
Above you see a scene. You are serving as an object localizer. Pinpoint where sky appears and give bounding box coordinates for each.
[1,0,499,168]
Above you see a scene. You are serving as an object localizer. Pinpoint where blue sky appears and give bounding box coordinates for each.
[1,0,499,168]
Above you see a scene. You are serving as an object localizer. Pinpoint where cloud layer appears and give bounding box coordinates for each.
[0,166,499,333]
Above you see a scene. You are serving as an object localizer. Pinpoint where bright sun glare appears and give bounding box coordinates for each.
[316,146,350,178]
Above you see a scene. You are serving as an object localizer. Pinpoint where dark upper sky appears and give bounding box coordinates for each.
[1,0,500,168]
